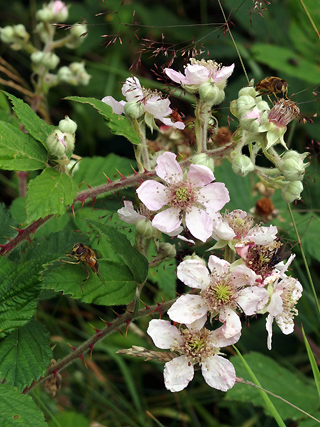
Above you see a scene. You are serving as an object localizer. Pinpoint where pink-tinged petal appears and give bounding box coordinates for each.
[164,355,194,392]
[155,152,183,184]
[208,255,230,276]
[167,295,208,324]
[235,242,251,260]
[186,316,207,331]
[237,287,270,316]
[117,201,145,224]
[147,319,182,349]
[213,64,235,84]
[165,68,190,85]
[186,208,213,242]
[267,289,283,317]
[184,64,210,85]
[219,307,241,338]
[176,234,195,244]
[167,226,184,237]
[187,164,214,187]
[121,76,143,101]
[246,225,278,245]
[161,117,185,130]
[152,207,182,233]
[199,182,230,213]
[101,96,125,115]
[201,355,236,391]
[177,259,211,289]
[209,327,241,347]
[231,264,260,287]
[136,180,168,210]
[266,314,274,350]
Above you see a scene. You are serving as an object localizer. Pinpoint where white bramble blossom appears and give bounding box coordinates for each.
[136,152,230,242]
[102,76,185,132]
[168,255,269,338]
[147,318,240,392]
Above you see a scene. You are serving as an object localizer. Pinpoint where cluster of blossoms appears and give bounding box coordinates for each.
[107,59,304,393]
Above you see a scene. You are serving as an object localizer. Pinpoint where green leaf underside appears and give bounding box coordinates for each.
[86,220,149,284]
[43,259,136,305]
[227,352,319,420]
[4,91,55,147]
[0,320,52,391]
[0,383,47,427]
[64,96,141,146]
[26,169,78,223]
[0,121,47,171]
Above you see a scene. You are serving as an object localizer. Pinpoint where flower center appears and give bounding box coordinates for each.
[201,276,236,313]
[171,328,217,365]
[225,210,254,239]
[168,183,197,210]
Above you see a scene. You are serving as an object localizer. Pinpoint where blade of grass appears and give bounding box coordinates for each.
[301,326,320,398]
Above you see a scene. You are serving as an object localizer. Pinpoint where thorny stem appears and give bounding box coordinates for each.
[23,299,176,394]
[1,144,233,256]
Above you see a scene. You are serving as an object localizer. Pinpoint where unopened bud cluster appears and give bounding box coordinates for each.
[46,116,77,164]
[230,83,306,202]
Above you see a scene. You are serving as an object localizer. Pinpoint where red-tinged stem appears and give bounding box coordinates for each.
[23,299,175,394]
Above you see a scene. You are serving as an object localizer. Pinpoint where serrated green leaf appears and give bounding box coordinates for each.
[0,257,42,338]
[227,352,318,420]
[42,259,136,305]
[87,220,149,284]
[26,169,78,223]
[0,383,47,427]
[64,96,141,146]
[251,44,319,84]
[0,121,48,171]
[0,203,18,244]
[0,320,52,391]
[4,91,55,147]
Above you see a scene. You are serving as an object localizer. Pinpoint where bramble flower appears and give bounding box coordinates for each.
[147,318,239,392]
[165,59,234,93]
[168,255,269,338]
[102,77,185,131]
[265,276,303,350]
[210,209,278,252]
[136,152,230,242]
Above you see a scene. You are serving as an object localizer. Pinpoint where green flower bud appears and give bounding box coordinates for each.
[36,7,54,22]
[14,24,28,39]
[42,52,60,70]
[192,153,214,172]
[281,158,306,181]
[59,116,77,134]
[31,51,44,64]
[135,218,158,239]
[238,86,259,98]
[281,181,303,203]
[199,82,224,105]
[57,66,73,82]
[70,24,87,39]
[232,154,254,176]
[69,62,91,86]
[0,26,15,43]
[124,100,145,119]
[158,242,176,260]
[46,130,75,158]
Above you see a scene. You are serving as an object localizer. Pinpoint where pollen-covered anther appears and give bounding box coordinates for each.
[268,98,300,127]
[201,278,235,312]
[168,183,197,210]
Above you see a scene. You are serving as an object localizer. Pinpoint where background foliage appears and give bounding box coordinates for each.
[0,0,320,426]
